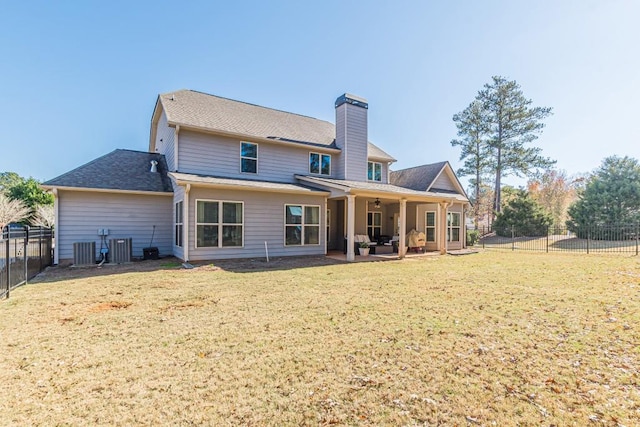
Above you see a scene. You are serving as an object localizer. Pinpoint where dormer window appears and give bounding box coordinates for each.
[240,142,258,173]
[368,161,382,182]
[309,152,331,176]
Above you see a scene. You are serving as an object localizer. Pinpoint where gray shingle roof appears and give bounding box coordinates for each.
[389,162,448,191]
[43,150,173,193]
[296,175,468,202]
[170,172,328,194]
[159,89,395,161]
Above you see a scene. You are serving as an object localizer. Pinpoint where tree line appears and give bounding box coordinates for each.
[0,172,54,230]
[451,76,640,236]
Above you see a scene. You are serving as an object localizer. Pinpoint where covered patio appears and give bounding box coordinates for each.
[296,175,469,262]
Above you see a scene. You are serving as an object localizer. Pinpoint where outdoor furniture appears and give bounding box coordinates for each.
[406,229,426,252]
[344,234,379,254]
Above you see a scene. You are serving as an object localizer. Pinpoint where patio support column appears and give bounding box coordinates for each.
[346,195,356,261]
[184,184,191,262]
[399,198,407,259]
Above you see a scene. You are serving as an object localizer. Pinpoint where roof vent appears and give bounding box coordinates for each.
[150,160,158,173]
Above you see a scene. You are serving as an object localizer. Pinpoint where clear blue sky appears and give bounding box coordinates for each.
[2,1,639,190]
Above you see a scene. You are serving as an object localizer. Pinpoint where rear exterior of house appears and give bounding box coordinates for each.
[43,90,469,264]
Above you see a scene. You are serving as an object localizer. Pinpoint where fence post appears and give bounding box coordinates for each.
[511,226,515,251]
[38,228,42,272]
[636,222,639,256]
[546,225,549,253]
[586,228,590,254]
[24,227,28,286]
[6,228,10,299]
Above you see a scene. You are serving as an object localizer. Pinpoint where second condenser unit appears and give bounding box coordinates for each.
[109,238,132,263]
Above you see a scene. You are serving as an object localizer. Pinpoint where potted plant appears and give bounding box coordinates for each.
[358,241,370,256]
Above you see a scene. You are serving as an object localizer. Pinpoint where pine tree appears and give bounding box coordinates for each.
[478,76,555,213]
[451,100,491,228]
[567,156,640,237]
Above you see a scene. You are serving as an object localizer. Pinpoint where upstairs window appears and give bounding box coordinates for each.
[240,142,258,173]
[368,161,382,181]
[309,152,331,176]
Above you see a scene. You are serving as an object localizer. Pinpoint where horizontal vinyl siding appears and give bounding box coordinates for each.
[335,104,368,182]
[344,106,368,181]
[57,191,173,262]
[334,109,346,179]
[432,170,458,192]
[178,131,334,182]
[187,187,326,261]
[156,111,176,171]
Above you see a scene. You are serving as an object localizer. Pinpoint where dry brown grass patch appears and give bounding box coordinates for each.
[1,252,639,425]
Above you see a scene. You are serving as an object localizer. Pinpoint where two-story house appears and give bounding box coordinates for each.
[43,90,469,265]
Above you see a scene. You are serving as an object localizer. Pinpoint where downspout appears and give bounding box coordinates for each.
[52,188,59,265]
[174,125,180,172]
[184,183,190,261]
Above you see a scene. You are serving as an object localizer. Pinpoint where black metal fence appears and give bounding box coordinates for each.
[474,224,640,254]
[1,226,53,299]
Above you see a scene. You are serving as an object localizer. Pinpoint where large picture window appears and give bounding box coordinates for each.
[240,142,258,173]
[175,201,183,247]
[309,152,331,176]
[368,161,382,181]
[285,205,320,246]
[447,212,460,242]
[196,200,243,247]
[425,211,436,242]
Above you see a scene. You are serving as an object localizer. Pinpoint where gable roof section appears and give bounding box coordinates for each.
[43,149,173,193]
[390,161,468,198]
[389,162,447,191]
[152,89,395,161]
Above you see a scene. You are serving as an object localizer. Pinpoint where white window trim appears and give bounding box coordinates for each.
[367,210,382,240]
[326,208,331,243]
[447,211,461,242]
[175,201,183,247]
[309,152,331,176]
[240,141,258,174]
[425,210,436,243]
[284,204,322,246]
[195,199,245,248]
[368,161,382,182]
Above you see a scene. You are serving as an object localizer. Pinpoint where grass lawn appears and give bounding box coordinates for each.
[1,252,639,426]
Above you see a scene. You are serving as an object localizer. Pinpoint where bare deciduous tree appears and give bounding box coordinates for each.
[0,193,30,229]
[33,204,55,228]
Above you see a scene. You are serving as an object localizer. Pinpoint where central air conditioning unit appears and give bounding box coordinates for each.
[73,242,96,266]
[109,238,132,263]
